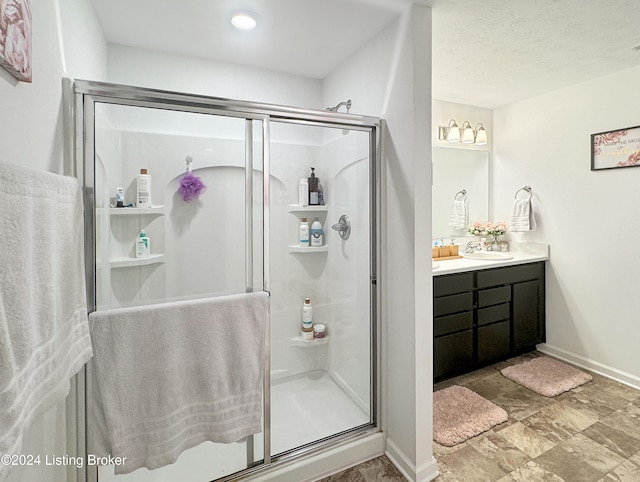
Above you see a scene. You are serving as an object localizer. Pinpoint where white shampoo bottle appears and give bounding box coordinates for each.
[298,178,309,206]
[137,168,152,207]
[300,217,310,247]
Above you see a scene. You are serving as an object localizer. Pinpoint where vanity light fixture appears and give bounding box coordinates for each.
[442,119,460,142]
[474,123,488,145]
[438,119,488,146]
[461,121,475,144]
[231,12,258,30]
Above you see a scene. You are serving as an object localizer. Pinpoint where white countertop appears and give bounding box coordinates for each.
[432,243,549,276]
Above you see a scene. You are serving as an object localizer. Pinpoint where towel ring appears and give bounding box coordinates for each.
[514,186,532,200]
[454,189,467,201]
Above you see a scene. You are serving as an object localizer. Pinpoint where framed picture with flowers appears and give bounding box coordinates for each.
[591,125,640,170]
[0,0,32,83]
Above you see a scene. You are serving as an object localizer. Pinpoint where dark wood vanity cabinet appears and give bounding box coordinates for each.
[433,262,545,381]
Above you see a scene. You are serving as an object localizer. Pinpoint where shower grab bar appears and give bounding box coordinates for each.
[514,185,532,200]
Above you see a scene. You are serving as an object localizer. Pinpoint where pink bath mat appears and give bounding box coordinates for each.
[500,356,592,397]
[433,385,508,447]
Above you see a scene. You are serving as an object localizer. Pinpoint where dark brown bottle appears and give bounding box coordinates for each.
[308,167,319,205]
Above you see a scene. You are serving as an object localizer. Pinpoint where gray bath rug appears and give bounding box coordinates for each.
[433,385,508,447]
[500,356,592,397]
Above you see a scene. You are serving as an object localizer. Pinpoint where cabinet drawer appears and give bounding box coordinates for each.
[434,311,473,337]
[434,292,473,317]
[434,331,473,379]
[434,272,474,297]
[478,303,510,326]
[477,262,544,288]
[478,320,510,363]
[478,285,511,307]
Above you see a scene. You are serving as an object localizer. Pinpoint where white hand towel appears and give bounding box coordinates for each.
[89,292,268,474]
[0,160,92,481]
[510,199,537,231]
[448,200,468,229]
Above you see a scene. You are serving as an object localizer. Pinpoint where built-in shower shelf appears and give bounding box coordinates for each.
[288,245,329,253]
[288,204,329,213]
[110,254,165,268]
[290,336,329,346]
[107,205,165,215]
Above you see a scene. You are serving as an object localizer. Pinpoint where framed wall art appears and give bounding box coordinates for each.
[591,125,640,170]
[0,0,32,83]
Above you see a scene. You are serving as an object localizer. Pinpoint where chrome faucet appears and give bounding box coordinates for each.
[464,241,480,253]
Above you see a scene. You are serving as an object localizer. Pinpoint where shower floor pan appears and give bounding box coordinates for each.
[97,370,369,481]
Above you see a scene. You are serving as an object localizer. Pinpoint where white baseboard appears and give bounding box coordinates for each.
[537,343,640,390]
[385,438,439,482]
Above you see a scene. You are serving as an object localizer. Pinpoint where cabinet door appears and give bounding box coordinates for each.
[434,331,473,379]
[513,280,542,349]
[478,321,510,363]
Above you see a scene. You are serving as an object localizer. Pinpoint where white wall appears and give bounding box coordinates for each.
[325,5,437,481]
[106,44,323,109]
[494,65,640,387]
[0,1,106,482]
[0,0,103,173]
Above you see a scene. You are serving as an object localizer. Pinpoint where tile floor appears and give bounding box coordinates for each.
[323,351,640,481]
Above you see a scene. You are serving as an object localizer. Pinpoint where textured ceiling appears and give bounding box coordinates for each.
[90,0,640,109]
[431,0,640,108]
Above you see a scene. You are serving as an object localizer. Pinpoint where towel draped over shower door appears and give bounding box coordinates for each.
[89,291,269,474]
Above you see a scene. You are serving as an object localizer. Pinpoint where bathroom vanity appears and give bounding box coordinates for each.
[433,245,548,381]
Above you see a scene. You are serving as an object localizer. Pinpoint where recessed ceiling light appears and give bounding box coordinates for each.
[231,12,257,30]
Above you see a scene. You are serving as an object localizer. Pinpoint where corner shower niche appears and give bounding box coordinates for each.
[81,82,377,482]
[288,204,329,252]
[107,207,166,267]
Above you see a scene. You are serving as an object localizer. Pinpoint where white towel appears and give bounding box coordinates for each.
[0,160,92,480]
[448,199,468,229]
[510,199,537,232]
[89,292,268,474]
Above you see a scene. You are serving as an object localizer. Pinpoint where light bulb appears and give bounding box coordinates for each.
[231,13,257,30]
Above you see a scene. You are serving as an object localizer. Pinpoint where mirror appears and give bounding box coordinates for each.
[432,147,490,239]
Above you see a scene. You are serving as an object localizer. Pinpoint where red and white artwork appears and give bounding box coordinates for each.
[0,0,32,82]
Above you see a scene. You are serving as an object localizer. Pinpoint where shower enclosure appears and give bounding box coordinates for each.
[73,80,379,482]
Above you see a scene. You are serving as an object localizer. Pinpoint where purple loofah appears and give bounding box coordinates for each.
[178,171,207,202]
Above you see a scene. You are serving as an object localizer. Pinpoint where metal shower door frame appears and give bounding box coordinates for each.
[70,79,380,482]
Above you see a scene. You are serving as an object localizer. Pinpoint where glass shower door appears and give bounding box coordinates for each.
[267,121,374,456]
[91,101,265,481]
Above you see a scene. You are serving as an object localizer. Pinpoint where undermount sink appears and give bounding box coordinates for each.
[463,251,513,261]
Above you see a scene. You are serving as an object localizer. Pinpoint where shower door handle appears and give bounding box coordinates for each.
[331,214,351,240]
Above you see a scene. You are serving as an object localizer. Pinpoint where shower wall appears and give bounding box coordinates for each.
[95,116,371,403]
[268,123,371,412]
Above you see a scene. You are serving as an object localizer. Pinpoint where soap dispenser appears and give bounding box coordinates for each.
[308,168,319,205]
